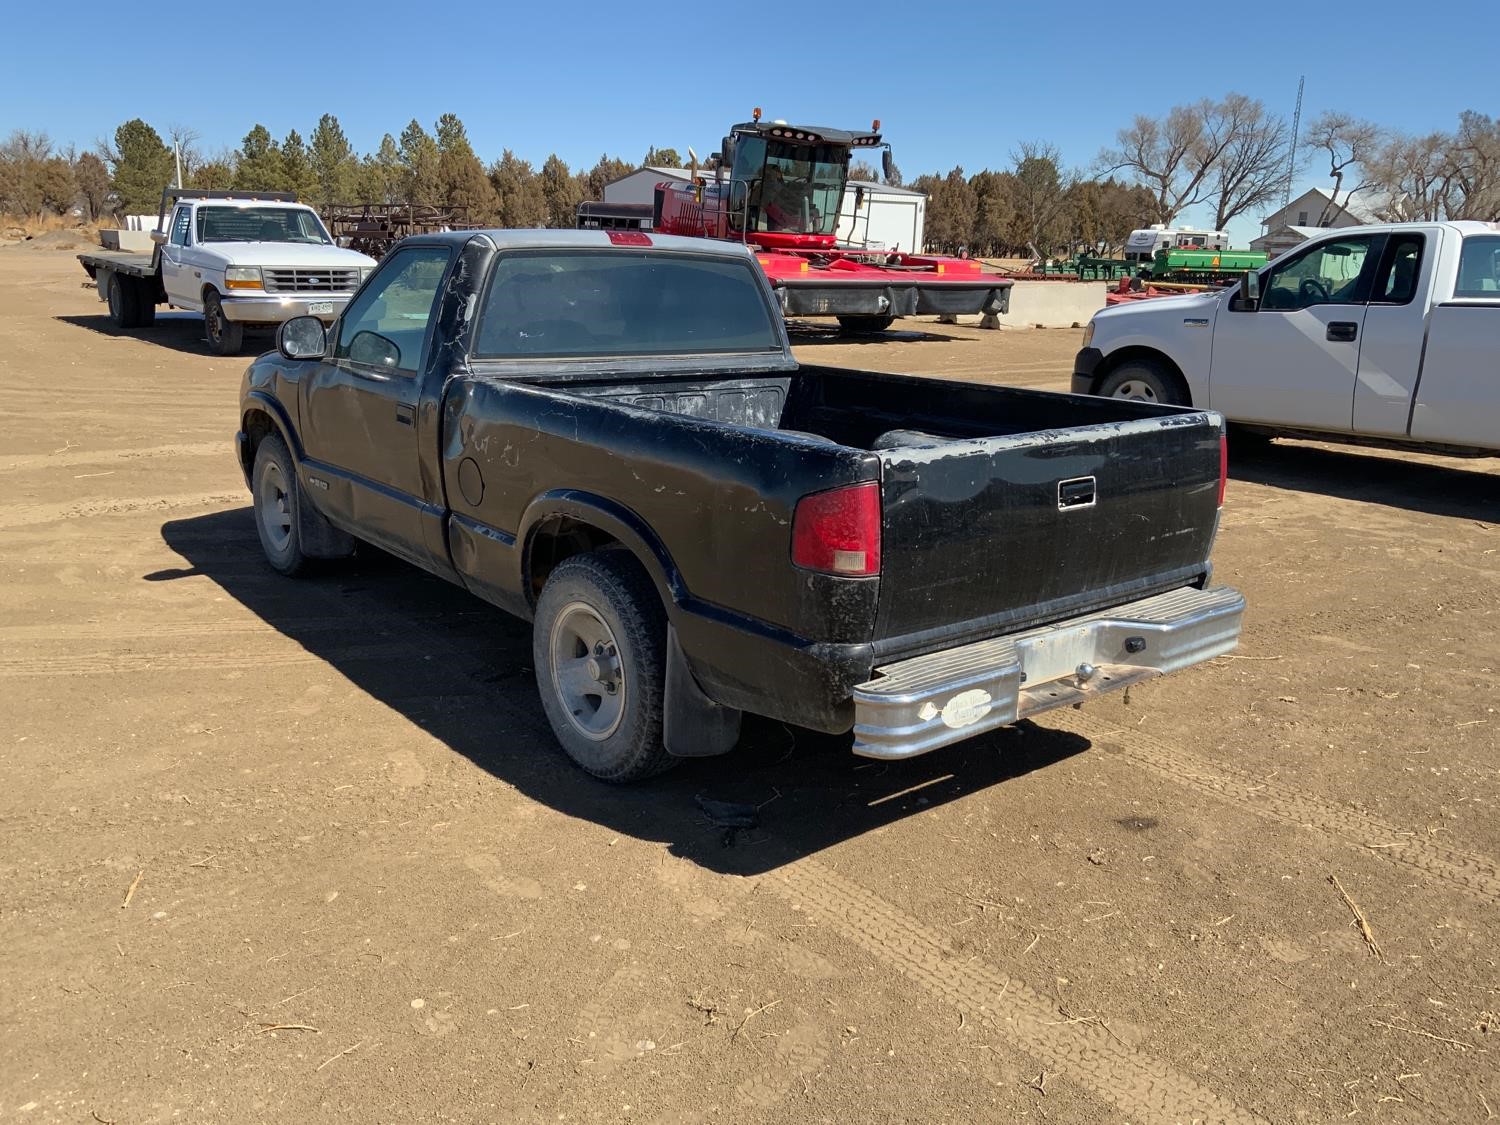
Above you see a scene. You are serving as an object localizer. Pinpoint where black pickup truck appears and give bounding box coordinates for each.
[238,229,1243,781]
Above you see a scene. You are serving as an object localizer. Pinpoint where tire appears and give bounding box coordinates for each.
[837,314,896,335]
[1095,359,1185,405]
[533,551,676,783]
[204,290,245,355]
[105,273,130,328]
[251,434,310,577]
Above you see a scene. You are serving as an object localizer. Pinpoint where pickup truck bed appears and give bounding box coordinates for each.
[239,228,1242,780]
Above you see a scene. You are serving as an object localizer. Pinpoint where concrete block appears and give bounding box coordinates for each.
[99,229,155,253]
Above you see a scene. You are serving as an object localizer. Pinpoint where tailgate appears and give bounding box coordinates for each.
[874,413,1224,655]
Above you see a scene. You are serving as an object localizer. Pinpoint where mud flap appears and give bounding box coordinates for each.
[664,626,742,757]
[296,477,356,559]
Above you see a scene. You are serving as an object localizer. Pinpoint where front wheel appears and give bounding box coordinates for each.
[251,435,310,576]
[1096,360,1184,405]
[837,314,895,335]
[203,291,245,356]
[533,551,676,783]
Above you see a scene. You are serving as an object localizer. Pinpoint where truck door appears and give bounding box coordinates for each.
[1409,233,1500,448]
[1208,233,1379,430]
[1352,232,1432,436]
[160,205,193,306]
[297,244,453,569]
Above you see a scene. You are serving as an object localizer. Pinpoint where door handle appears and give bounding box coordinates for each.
[395,403,415,427]
[1327,321,1358,342]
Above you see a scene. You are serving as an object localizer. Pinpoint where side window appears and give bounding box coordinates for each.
[1261,236,1374,311]
[1371,235,1424,305]
[169,206,191,247]
[1454,236,1500,298]
[334,246,451,375]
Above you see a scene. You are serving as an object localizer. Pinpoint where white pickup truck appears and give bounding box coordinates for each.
[79,189,378,355]
[1073,221,1500,455]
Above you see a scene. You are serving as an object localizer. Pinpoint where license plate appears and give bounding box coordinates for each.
[307,301,334,316]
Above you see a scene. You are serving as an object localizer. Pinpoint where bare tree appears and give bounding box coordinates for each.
[1366,132,1457,221]
[1303,111,1382,225]
[1451,111,1500,220]
[1009,141,1073,258]
[1102,101,1222,224]
[1206,93,1292,229]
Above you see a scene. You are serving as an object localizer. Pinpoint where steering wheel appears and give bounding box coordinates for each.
[1298,277,1331,304]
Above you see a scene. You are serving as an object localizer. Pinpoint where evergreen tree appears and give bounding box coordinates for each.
[309,114,359,207]
[434,113,499,221]
[488,150,547,227]
[539,153,581,228]
[642,146,682,168]
[233,125,286,191]
[398,119,442,207]
[74,152,111,220]
[108,119,174,213]
[281,129,319,200]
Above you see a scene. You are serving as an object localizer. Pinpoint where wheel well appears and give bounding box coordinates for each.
[202,283,221,304]
[1096,347,1193,406]
[241,409,277,476]
[527,516,622,601]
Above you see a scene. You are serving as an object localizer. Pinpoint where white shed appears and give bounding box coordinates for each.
[602,167,693,206]
[836,180,926,254]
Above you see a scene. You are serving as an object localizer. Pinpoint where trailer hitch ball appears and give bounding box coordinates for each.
[1076,663,1096,683]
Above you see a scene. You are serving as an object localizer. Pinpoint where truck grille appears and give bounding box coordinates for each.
[263,268,361,294]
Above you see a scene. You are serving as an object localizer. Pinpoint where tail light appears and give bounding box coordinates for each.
[792,482,881,576]
[1217,431,1228,508]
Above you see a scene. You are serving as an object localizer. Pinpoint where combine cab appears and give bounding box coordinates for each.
[652,110,1011,334]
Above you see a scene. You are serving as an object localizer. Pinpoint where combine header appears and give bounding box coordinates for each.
[650,109,1011,334]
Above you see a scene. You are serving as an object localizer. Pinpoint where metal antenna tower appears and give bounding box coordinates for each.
[1283,75,1304,206]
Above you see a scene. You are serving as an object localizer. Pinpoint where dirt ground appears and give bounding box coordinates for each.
[1,247,1496,1124]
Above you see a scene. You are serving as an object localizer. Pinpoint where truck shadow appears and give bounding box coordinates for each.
[55,313,275,357]
[1231,440,1500,521]
[157,508,1092,876]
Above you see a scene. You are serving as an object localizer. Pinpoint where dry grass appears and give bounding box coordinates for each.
[0,211,106,239]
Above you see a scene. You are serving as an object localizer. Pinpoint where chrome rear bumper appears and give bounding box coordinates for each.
[852,585,1245,759]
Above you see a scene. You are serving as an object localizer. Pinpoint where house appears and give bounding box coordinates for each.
[1251,187,1389,258]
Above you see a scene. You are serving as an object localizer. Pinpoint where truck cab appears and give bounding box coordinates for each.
[1074,221,1500,454]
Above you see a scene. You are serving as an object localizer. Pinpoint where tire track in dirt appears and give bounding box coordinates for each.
[1051,711,1500,904]
[0,441,227,472]
[0,613,491,643]
[0,643,421,677]
[0,491,241,529]
[768,855,1267,1124]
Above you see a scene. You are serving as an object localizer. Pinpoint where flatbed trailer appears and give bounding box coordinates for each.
[76,250,166,328]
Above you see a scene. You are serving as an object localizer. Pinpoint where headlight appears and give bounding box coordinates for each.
[1081,319,1095,348]
[225,266,263,290]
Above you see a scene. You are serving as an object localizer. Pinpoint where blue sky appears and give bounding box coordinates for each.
[5,1,1492,244]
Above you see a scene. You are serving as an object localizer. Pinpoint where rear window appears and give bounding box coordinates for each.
[474,250,781,358]
[1454,235,1500,298]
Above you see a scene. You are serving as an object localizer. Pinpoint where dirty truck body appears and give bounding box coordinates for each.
[239,229,1242,781]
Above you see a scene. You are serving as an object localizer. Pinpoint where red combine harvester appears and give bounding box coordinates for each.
[652,110,1012,334]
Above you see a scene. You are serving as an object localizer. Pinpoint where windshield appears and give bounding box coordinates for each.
[196,206,331,245]
[731,139,846,236]
[474,250,782,359]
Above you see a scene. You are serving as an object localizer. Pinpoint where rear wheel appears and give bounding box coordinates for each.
[204,291,244,355]
[837,314,895,335]
[1096,360,1184,405]
[533,551,675,783]
[105,274,129,328]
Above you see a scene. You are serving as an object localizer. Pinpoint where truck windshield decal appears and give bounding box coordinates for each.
[474,251,782,359]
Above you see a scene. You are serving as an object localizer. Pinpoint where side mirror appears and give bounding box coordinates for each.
[347,329,400,369]
[881,148,895,182]
[336,235,352,248]
[276,316,327,360]
[150,229,168,245]
[1238,270,1260,311]
[854,185,866,211]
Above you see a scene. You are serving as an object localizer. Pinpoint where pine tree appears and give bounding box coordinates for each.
[398,119,442,208]
[488,150,546,228]
[281,129,319,200]
[539,153,581,228]
[233,125,286,192]
[434,113,498,221]
[108,119,175,213]
[309,114,359,207]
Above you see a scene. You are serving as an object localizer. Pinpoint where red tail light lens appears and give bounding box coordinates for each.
[1217,432,1228,508]
[792,482,881,576]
